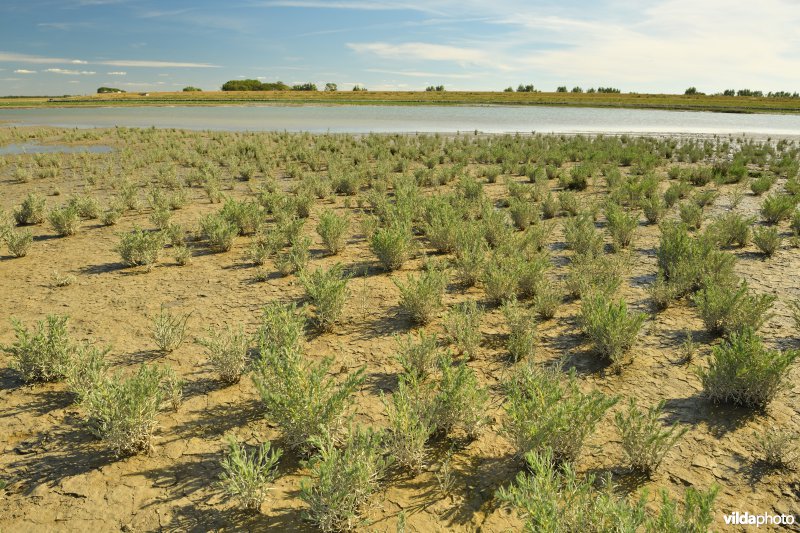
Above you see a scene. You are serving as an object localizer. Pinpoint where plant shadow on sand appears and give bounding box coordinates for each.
[662,394,757,438]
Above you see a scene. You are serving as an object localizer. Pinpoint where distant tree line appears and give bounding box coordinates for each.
[425,85,445,92]
[221,79,321,91]
[687,87,800,98]
[183,86,202,92]
[97,87,125,94]
[503,85,621,94]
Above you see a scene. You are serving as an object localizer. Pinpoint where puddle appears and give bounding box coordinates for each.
[0,143,113,155]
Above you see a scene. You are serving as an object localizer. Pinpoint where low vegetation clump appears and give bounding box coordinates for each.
[503,364,618,463]
[300,427,390,532]
[383,378,434,473]
[151,305,191,353]
[692,281,775,335]
[760,193,796,224]
[300,264,350,332]
[431,355,489,440]
[752,225,781,256]
[753,427,799,469]
[200,213,238,252]
[219,436,282,511]
[116,227,164,268]
[371,224,413,271]
[4,229,33,257]
[614,399,687,476]
[258,301,306,353]
[699,328,798,408]
[579,293,646,366]
[394,330,440,382]
[443,300,483,360]
[2,315,77,383]
[48,205,80,236]
[198,325,251,384]
[14,193,46,225]
[605,202,638,251]
[502,299,538,362]
[394,265,448,325]
[252,345,365,453]
[316,209,349,255]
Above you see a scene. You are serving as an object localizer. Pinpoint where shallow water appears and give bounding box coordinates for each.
[0,142,113,155]
[1,105,800,136]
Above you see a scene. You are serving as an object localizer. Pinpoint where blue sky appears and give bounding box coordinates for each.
[1,0,799,95]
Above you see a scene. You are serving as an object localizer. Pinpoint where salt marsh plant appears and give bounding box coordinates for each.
[252,345,365,453]
[565,253,625,300]
[564,213,603,257]
[502,299,538,362]
[452,229,487,287]
[151,305,191,353]
[752,225,781,256]
[394,266,448,325]
[301,263,350,332]
[219,436,282,511]
[116,227,165,268]
[579,293,646,366]
[2,315,77,383]
[443,300,483,360]
[699,328,798,408]
[5,229,33,257]
[48,205,80,236]
[605,202,638,251]
[220,198,263,236]
[198,325,251,384]
[678,202,703,230]
[383,378,435,473]
[753,427,799,469]
[300,427,390,532]
[760,193,796,224]
[614,399,687,476]
[708,212,753,247]
[258,301,306,353]
[201,213,238,252]
[503,364,617,463]
[316,209,349,255]
[395,330,440,382]
[371,224,413,271]
[432,355,489,440]
[14,193,46,225]
[692,281,775,335]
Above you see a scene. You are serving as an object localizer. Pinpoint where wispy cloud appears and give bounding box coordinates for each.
[14,69,37,74]
[98,59,219,68]
[348,42,488,64]
[365,68,476,79]
[106,71,126,75]
[37,22,93,31]
[44,68,96,75]
[257,0,442,14]
[0,52,81,64]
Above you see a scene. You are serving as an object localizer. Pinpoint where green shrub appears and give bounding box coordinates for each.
[151,305,190,353]
[383,378,434,473]
[693,281,775,335]
[534,282,562,319]
[300,427,390,532]
[558,191,580,216]
[497,449,647,533]
[541,192,559,219]
[678,202,703,230]
[443,300,483,360]
[509,198,538,230]
[752,225,781,256]
[750,174,776,195]
[14,193,46,225]
[5,229,33,257]
[198,325,251,384]
[698,328,798,408]
[708,212,753,247]
[276,235,311,276]
[502,299,538,362]
[66,344,110,404]
[432,355,489,440]
[579,294,645,366]
[2,315,77,383]
[172,244,191,266]
[252,345,365,452]
[614,399,687,476]
[663,182,689,208]
[640,195,665,225]
[316,209,349,255]
[503,364,617,462]
[201,213,238,252]
[564,213,603,257]
[258,301,306,352]
[371,224,413,271]
[220,198,263,235]
[116,226,164,268]
[605,203,638,252]
[394,266,448,325]
[483,252,522,303]
[395,330,440,382]
[100,207,122,226]
[219,436,282,511]
[646,486,719,533]
[452,228,487,287]
[761,193,796,224]
[80,363,177,455]
[422,198,461,252]
[692,189,718,208]
[48,205,80,236]
[565,253,624,300]
[301,263,350,332]
[753,427,799,469]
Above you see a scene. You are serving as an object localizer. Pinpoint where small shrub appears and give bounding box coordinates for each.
[48,205,80,236]
[219,436,282,511]
[678,202,703,230]
[5,229,33,257]
[750,174,776,195]
[534,282,562,319]
[432,355,489,440]
[753,427,799,469]
[564,213,603,257]
[301,263,350,332]
[201,213,238,252]
[699,328,798,408]
[2,315,76,383]
[80,363,177,455]
[565,253,625,300]
[640,196,665,225]
[761,193,796,224]
[101,207,122,226]
[483,252,522,303]
[276,235,311,276]
[252,345,365,452]
[503,364,618,463]
[579,293,645,366]
[116,227,164,268]
[508,198,538,230]
[394,266,448,325]
[300,427,390,532]
[395,330,440,382]
[502,299,538,362]
[198,325,250,384]
[693,281,775,335]
[66,343,110,404]
[422,198,461,252]
[316,209,349,255]
[383,378,434,473]
[151,305,190,353]
[614,399,687,476]
[258,301,306,352]
[646,486,719,533]
[708,212,753,247]
[14,193,46,225]
[443,300,483,360]
[752,225,781,256]
[172,244,191,265]
[371,224,413,271]
[605,203,638,252]
[220,198,263,235]
[452,229,487,287]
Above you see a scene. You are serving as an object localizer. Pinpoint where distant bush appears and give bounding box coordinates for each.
[97,87,125,93]
[699,328,798,408]
[182,86,202,92]
[394,265,448,325]
[300,263,350,332]
[219,436,282,511]
[117,226,164,268]
[222,79,289,91]
[48,205,80,236]
[14,193,46,225]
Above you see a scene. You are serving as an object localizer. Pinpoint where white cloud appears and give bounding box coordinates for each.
[14,69,36,74]
[107,71,127,75]
[0,52,83,64]
[258,1,441,13]
[365,68,476,79]
[98,59,219,68]
[44,68,96,75]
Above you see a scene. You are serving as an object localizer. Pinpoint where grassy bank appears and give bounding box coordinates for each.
[3,90,800,114]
